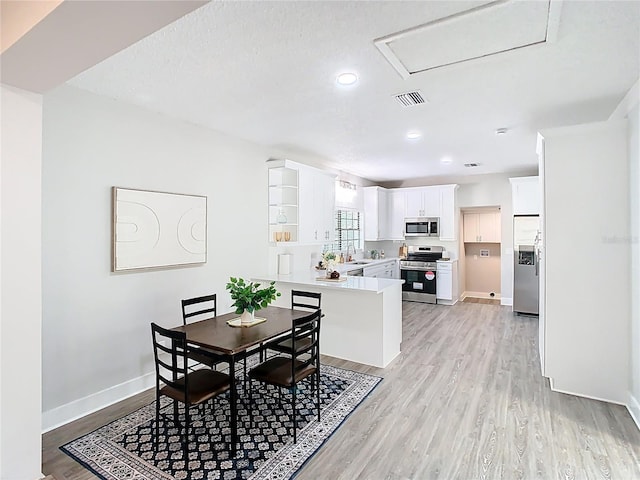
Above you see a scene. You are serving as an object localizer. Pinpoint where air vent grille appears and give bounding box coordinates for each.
[393,90,427,107]
[464,163,480,168]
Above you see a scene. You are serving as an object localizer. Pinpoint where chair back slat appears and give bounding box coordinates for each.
[181,294,217,325]
[291,309,321,372]
[151,323,189,394]
[291,290,321,312]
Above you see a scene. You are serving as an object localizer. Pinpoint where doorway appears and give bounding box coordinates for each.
[460,207,502,301]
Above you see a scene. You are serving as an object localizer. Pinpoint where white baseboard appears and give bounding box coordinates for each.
[42,373,154,433]
[462,291,501,300]
[549,378,627,407]
[629,392,640,431]
[501,297,513,306]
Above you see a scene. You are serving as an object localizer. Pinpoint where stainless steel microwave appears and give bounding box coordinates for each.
[404,217,440,237]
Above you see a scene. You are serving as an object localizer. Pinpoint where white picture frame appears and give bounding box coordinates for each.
[112,187,207,272]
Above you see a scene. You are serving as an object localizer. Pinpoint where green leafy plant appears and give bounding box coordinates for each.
[321,251,337,270]
[225,277,281,314]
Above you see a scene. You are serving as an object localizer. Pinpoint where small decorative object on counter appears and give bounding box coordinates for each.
[380,250,385,258]
[321,251,338,278]
[330,270,340,279]
[370,249,379,260]
[339,253,345,263]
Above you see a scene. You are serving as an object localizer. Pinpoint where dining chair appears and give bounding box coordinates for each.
[263,290,322,358]
[181,294,226,369]
[150,322,231,458]
[248,309,322,443]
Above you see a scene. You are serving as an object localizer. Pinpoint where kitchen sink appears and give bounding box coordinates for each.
[347,260,372,265]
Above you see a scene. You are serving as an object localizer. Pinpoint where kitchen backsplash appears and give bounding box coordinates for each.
[364,238,459,260]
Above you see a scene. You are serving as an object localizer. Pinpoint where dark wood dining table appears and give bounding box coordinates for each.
[172,305,312,454]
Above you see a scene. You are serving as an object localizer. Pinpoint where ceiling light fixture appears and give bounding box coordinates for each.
[336,72,358,86]
[406,131,422,140]
[441,156,452,165]
[495,128,508,135]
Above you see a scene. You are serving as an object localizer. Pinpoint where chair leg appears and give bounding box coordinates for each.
[184,402,190,460]
[292,384,297,444]
[249,377,254,429]
[155,393,160,451]
[316,371,321,422]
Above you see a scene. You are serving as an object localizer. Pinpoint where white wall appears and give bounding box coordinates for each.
[542,120,629,405]
[1,84,43,480]
[628,101,640,426]
[41,85,279,429]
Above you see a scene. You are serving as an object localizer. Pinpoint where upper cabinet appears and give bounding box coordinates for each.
[388,189,406,240]
[463,211,501,243]
[510,176,540,215]
[299,165,336,244]
[267,159,335,245]
[363,186,389,241]
[405,187,441,217]
[364,184,458,241]
[438,185,458,241]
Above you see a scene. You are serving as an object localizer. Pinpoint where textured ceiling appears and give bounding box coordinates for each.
[67,0,640,183]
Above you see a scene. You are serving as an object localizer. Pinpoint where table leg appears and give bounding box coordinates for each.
[229,357,237,456]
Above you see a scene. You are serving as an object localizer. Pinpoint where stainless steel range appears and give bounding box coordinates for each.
[399,246,444,304]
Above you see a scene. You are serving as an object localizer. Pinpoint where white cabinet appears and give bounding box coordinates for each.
[510,176,540,215]
[364,184,458,241]
[315,171,336,243]
[363,260,397,279]
[436,260,458,305]
[463,211,500,243]
[405,186,440,218]
[364,186,388,241]
[388,189,406,240]
[438,185,457,241]
[268,159,335,245]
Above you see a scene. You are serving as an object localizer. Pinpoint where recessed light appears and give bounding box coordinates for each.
[441,156,452,165]
[406,131,422,140]
[495,128,508,135]
[336,72,358,86]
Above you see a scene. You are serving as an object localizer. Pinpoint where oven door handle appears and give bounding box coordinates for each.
[400,266,436,272]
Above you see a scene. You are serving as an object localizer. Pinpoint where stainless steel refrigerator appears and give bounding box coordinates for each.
[513,215,540,315]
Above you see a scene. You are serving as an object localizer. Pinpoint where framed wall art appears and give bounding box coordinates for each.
[112,187,207,272]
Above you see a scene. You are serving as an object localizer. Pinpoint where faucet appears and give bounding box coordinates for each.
[346,243,354,262]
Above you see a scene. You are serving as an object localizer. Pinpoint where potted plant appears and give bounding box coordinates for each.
[226,277,281,324]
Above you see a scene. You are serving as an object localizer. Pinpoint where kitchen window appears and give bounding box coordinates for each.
[325,210,362,254]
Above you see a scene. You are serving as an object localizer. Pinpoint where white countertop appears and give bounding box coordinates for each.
[332,257,399,273]
[252,269,403,293]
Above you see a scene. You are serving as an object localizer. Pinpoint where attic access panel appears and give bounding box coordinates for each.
[374,0,561,78]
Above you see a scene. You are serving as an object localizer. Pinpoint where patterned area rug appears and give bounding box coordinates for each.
[61,364,381,480]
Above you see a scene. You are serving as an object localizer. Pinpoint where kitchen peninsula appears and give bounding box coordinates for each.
[252,271,403,368]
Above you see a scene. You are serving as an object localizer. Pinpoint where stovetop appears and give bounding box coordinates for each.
[403,245,444,262]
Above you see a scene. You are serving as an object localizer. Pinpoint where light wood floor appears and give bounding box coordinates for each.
[42,302,640,480]
[463,297,501,305]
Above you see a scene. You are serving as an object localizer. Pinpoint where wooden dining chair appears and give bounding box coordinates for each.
[248,309,322,443]
[181,294,227,369]
[263,290,322,358]
[150,322,231,458]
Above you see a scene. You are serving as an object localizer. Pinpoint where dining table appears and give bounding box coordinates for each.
[172,305,313,454]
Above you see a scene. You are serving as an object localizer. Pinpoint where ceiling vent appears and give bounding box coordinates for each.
[464,163,480,168]
[393,90,427,107]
